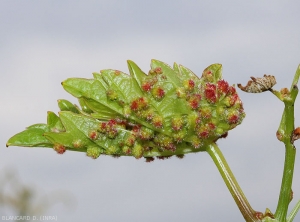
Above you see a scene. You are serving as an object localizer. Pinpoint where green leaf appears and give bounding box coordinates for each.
[44,111,100,150]
[47,111,65,132]
[203,63,223,82]
[176,63,199,80]
[100,68,143,102]
[83,98,121,120]
[78,97,94,114]
[57,99,79,113]
[127,60,147,90]
[6,128,52,148]
[151,59,182,87]
[7,59,246,160]
[62,78,123,116]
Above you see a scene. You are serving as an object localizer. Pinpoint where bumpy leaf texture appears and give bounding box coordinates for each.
[7,60,245,161]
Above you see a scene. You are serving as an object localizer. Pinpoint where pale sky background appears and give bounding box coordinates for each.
[1,1,300,221]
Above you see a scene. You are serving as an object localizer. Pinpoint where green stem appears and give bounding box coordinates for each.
[274,100,297,221]
[274,65,299,221]
[206,143,259,222]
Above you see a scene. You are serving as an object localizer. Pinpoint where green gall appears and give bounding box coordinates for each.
[151,86,165,100]
[139,127,154,140]
[183,79,195,91]
[124,134,136,147]
[132,143,143,159]
[171,116,185,131]
[86,146,102,159]
[202,69,214,82]
[188,94,201,110]
[122,145,132,155]
[152,115,163,128]
[176,87,186,98]
[106,146,119,155]
[72,139,84,149]
[130,97,148,111]
[190,136,202,149]
[106,89,118,100]
[173,130,186,143]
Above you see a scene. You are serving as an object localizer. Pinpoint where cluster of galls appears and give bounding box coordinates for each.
[7,60,245,161]
[141,67,166,100]
[79,61,245,160]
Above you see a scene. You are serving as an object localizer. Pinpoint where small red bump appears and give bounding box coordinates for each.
[217,80,229,95]
[138,97,148,108]
[152,86,165,99]
[228,86,236,95]
[132,125,141,133]
[107,128,118,139]
[89,130,99,140]
[184,79,195,91]
[199,131,209,138]
[200,108,212,119]
[228,114,239,124]
[145,157,155,162]
[130,97,148,111]
[188,94,201,109]
[189,79,195,88]
[154,67,163,74]
[189,99,198,110]
[205,83,217,103]
[292,127,300,142]
[53,144,66,154]
[202,69,214,82]
[114,70,121,75]
[165,143,176,152]
[99,122,107,133]
[130,100,139,111]
[107,119,117,126]
[208,122,216,130]
[152,116,163,128]
[254,212,264,220]
[141,81,152,92]
[229,94,239,106]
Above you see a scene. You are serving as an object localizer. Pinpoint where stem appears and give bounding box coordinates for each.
[275,142,296,221]
[274,101,297,221]
[274,65,299,221]
[206,143,259,222]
